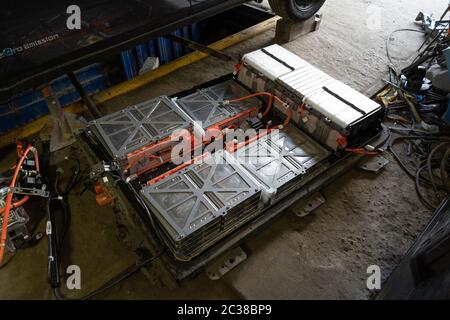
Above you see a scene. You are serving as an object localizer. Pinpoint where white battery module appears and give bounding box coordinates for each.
[238,44,384,150]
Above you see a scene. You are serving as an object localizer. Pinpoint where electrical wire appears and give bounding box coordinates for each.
[386,28,426,72]
[59,156,82,196]
[227,91,290,120]
[53,173,72,262]
[389,132,450,209]
[427,142,450,193]
[415,165,437,210]
[53,250,165,300]
[0,196,29,215]
[0,145,40,263]
[441,148,450,193]
[0,253,14,270]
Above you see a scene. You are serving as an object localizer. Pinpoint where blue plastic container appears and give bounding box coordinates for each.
[182,26,192,55]
[172,30,184,59]
[157,37,174,65]
[147,40,157,57]
[0,105,16,134]
[121,50,138,80]
[16,100,48,125]
[135,44,148,68]
[0,63,109,132]
[120,24,200,79]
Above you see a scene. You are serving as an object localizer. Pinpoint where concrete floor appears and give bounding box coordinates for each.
[0,0,447,299]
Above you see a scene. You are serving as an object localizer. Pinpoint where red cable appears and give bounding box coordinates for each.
[0,145,39,263]
[146,153,208,186]
[283,108,293,127]
[344,148,379,156]
[0,196,29,215]
[228,92,286,118]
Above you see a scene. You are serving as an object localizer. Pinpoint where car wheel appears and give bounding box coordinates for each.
[268,0,326,21]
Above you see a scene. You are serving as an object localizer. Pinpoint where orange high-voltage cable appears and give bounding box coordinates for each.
[0,145,40,263]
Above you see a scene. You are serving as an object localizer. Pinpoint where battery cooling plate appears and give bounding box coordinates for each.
[140,151,261,247]
[89,95,192,160]
[232,124,330,195]
[176,79,262,129]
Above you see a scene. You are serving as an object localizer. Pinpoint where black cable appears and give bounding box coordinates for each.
[415,165,437,210]
[124,181,166,247]
[47,197,60,289]
[441,148,450,193]
[386,28,426,72]
[389,136,450,186]
[55,156,82,197]
[65,156,82,194]
[388,131,450,210]
[53,249,165,300]
[51,172,72,279]
[57,196,71,263]
[0,254,15,270]
[427,142,450,193]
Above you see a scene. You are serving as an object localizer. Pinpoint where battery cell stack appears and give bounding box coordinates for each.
[139,151,262,260]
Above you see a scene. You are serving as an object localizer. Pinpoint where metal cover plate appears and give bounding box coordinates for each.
[140,150,261,242]
[89,96,192,159]
[232,124,330,191]
[177,80,262,129]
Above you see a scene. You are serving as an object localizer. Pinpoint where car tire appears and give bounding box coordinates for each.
[268,0,326,21]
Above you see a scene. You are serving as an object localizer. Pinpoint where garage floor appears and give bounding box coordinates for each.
[0,0,447,299]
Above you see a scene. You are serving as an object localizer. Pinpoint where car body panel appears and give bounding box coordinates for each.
[0,0,247,99]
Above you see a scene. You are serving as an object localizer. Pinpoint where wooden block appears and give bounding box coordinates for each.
[275,13,322,43]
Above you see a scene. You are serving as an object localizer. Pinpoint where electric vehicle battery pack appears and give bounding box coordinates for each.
[139,150,262,260]
[87,95,193,175]
[236,44,385,150]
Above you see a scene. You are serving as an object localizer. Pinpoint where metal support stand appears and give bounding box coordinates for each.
[275,13,322,44]
[40,85,84,153]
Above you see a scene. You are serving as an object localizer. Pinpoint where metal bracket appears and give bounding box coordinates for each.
[359,155,389,174]
[9,186,49,198]
[292,192,326,217]
[206,247,247,280]
[164,34,231,61]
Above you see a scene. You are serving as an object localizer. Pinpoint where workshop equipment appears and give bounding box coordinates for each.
[0,144,46,263]
[0,190,30,252]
